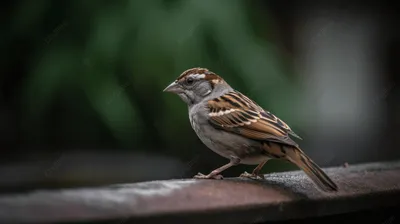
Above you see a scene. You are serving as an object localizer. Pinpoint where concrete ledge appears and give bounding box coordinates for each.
[1,161,400,224]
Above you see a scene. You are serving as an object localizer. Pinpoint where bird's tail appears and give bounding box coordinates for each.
[285,147,338,192]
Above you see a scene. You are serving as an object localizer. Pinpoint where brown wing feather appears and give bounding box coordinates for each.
[207,91,300,147]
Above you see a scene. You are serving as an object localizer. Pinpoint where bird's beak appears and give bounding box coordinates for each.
[163,81,182,94]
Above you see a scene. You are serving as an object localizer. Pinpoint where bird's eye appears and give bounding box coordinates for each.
[186,77,194,85]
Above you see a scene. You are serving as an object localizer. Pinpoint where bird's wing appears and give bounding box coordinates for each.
[207,91,301,147]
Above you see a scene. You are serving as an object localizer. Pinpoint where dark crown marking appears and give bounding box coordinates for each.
[177,67,224,86]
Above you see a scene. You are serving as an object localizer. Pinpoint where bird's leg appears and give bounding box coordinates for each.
[240,160,268,180]
[194,156,240,180]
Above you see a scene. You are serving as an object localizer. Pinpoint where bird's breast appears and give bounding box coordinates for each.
[189,108,229,157]
[188,105,265,164]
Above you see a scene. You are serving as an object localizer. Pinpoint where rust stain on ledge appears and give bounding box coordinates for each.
[132,179,295,216]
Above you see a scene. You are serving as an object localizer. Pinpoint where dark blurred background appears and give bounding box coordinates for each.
[0,0,399,192]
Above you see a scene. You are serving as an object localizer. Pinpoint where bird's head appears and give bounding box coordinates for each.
[163,67,232,106]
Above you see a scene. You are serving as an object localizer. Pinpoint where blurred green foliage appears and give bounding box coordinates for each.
[5,0,302,161]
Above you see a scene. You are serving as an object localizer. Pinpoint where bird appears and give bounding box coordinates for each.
[163,67,338,192]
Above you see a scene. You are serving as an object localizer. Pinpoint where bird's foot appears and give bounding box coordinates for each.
[193,172,224,180]
[239,171,265,180]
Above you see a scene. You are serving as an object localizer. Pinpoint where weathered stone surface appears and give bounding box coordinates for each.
[0,161,400,224]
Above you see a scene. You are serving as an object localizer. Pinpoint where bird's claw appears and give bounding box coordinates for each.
[239,171,265,180]
[193,172,224,180]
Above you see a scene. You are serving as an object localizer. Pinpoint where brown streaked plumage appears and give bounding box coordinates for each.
[164,67,338,192]
[207,91,302,145]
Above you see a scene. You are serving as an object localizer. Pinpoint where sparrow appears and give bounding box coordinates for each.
[163,67,338,192]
